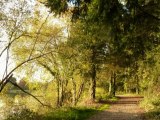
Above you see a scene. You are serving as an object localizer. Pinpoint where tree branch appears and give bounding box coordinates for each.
[0,74,13,92]
[9,80,52,108]
[0,50,55,92]
[28,13,50,59]
[135,3,160,21]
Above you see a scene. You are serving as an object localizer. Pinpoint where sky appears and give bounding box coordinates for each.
[0,0,35,80]
[0,31,15,80]
[0,53,7,80]
[0,0,36,80]
[0,0,66,82]
[0,30,9,80]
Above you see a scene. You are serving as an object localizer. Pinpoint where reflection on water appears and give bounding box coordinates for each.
[0,99,5,120]
[0,99,5,107]
[0,97,18,120]
[0,93,42,120]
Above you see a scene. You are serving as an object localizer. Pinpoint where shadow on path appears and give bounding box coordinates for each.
[88,96,145,120]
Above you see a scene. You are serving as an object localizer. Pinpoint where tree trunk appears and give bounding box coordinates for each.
[113,72,116,96]
[124,69,128,93]
[135,75,139,94]
[56,79,60,107]
[109,71,116,97]
[60,79,64,106]
[90,64,96,101]
[71,78,76,106]
[76,81,85,103]
[124,83,128,93]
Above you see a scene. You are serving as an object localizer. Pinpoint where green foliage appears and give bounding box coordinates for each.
[96,87,108,101]
[141,95,160,120]
[138,45,160,119]
[141,94,160,110]
[45,0,68,15]
[98,104,109,111]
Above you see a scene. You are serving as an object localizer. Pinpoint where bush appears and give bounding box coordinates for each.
[145,111,160,120]
[141,94,160,120]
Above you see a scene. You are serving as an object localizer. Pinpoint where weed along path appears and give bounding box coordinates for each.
[89,96,145,120]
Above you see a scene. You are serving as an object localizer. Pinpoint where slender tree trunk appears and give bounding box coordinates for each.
[124,68,128,93]
[71,78,76,106]
[109,71,116,97]
[76,81,85,103]
[60,79,64,106]
[56,78,60,107]
[113,72,116,95]
[135,75,139,94]
[90,64,96,101]
[90,47,97,101]
[134,61,139,94]
[124,83,128,93]
[109,74,112,95]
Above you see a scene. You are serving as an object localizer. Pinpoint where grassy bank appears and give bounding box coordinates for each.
[6,103,109,120]
[44,107,98,120]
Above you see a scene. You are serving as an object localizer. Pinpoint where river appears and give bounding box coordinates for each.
[0,97,19,120]
[0,99,5,120]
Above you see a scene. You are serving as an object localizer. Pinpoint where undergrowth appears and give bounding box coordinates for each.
[140,94,160,120]
[6,103,109,120]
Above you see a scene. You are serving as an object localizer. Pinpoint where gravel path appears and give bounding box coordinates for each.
[89,96,145,120]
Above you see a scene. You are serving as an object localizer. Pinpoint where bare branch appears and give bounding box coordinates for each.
[0,74,13,92]
[2,43,10,79]
[0,50,55,91]
[0,33,30,57]
[38,61,56,76]
[9,80,52,108]
[28,13,50,59]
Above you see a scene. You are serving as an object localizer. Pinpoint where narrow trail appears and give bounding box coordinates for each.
[89,96,145,120]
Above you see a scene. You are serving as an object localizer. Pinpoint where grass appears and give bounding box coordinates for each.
[44,104,110,120]
[5,94,111,120]
[116,93,143,97]
[6,107,98,120]
[44,107,98,120]
[96,94,119,102]
[108,96,118,102]
[98,104,109,111]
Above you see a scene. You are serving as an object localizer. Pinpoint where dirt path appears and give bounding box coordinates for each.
[89,96,145,120]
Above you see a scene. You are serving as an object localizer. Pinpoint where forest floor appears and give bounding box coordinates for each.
[88,95,145,120]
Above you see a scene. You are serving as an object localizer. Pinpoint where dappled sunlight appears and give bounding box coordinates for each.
[0,0,159,120]
[89,110,145,120]
[89,97,145,120]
